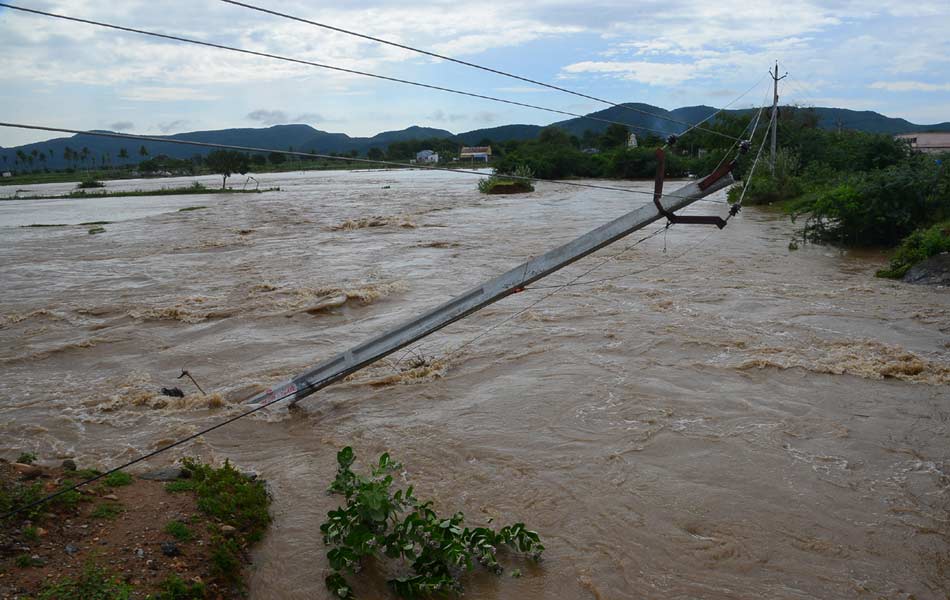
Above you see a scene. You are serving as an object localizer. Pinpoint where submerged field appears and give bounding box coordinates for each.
[0,169,948,599]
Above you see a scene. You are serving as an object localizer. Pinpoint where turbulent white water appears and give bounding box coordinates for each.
[1,169,948,599]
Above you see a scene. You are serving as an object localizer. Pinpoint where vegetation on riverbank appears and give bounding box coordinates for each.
[724,109,949,276]
[478,165,535,194]
[3,181,279,201]
[876,220,950,278]
[322,447,544,599]
[0,455,271,599]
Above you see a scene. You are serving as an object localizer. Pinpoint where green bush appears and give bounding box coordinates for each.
[728,148,803,206]
[792,156,947,246]
[877,220,950,278]
[16,452,37,465]
[321,447,544,599]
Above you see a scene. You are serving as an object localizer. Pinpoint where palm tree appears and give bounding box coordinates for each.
[139,145,149,160]
[118,147,129,166]
[81,147,90,171]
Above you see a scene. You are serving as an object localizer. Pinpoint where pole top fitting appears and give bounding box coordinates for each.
[666,134,678,147]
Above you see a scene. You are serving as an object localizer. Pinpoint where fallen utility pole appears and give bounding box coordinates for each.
[246,169,736,407]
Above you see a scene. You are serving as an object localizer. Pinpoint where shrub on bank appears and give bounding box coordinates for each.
[877,220,950,278]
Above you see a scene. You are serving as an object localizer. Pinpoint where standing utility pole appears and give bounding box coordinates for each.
[770,61,788,174]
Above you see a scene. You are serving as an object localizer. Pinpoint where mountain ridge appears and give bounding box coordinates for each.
[2,105,947,171]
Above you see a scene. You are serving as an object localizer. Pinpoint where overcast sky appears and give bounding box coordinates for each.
[2,0,949,146]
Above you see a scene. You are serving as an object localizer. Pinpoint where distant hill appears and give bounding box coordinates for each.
[2,104,947,171]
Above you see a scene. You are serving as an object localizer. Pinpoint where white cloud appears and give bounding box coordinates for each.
[561,61,698,86]
[120,87,220,102]
[870,81,950,92]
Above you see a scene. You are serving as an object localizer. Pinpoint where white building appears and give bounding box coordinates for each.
[1,172,11,178]
[894,132,950,154]
[416,149,439,163]
[627,133,638,148]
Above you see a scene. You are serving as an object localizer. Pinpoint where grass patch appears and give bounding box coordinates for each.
[177,206,207,212]
[88,226,106,235]
[16,554,44,568]
[49,479,84,511]
[103,471,133,487]
[75,468,103,480]
[77,179,105,189]
[91,502,124,520]
[173,458,271,586]
[0,480,45,523]
[153,574,206,600]
[16,452,37,465]
[164,520,194,542]
[36,564,133,600]
[79,221,112,226]
[21,223,68,228]
[164,480,196,493]
[23,525,39,541]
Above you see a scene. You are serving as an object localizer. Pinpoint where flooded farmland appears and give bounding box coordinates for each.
[1,169,948,599]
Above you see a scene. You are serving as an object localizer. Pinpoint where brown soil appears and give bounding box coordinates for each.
[0,460,241,599]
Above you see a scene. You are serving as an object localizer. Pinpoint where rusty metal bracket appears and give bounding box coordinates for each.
[653,148,732,229]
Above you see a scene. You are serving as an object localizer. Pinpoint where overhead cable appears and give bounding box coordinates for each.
[219,0,743,141]
[0,3,684,139]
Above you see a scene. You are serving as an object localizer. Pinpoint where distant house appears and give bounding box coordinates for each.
[1,172,11,178]
[416,149,439,163]
[894,132,950,154]
[460,146,492,161]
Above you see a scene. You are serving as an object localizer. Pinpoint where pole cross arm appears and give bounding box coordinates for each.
[245,172,735,407]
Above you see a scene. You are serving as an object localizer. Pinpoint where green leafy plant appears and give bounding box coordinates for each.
[17,452,37,465]
[321,447,544,599]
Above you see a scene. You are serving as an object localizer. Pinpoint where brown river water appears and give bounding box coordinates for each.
[1,170,948,599]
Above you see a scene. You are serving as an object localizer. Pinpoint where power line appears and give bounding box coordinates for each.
[0,371,326,521]
[0,121,719,202]
[219,0,742,142]
[0,3,691,140]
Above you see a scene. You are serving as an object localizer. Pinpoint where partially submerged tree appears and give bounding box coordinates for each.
[206,150,249,189]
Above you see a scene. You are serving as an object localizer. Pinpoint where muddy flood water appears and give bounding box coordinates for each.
[1,169,948,599]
